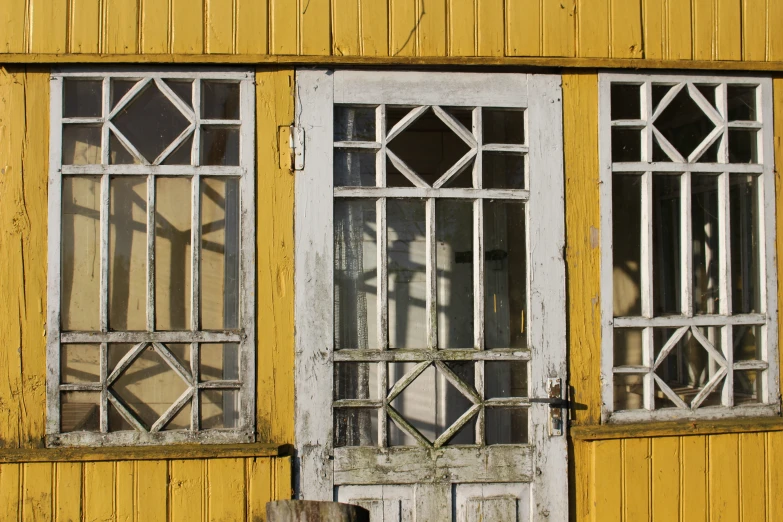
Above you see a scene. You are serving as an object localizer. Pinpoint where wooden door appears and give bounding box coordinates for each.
[294,70,567,521]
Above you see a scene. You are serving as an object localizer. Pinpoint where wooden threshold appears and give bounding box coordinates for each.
[0,443,283,463]
[570,416,783,441]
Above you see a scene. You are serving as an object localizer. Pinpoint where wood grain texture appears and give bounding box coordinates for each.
[390,0,418,56]
[1,0,26,52]
[681,435,708,522]
[236,0,268,54]
[115,461,135,522]
[137,460,168,520]
[709,434,740,522]
[248,457,273,520]
[208,458,246,520]
[643,0,664,59]
[577,0,608,58]
[360,0,389,56]
[69,0,100,53]
[742,0,767,61]
[610,0,642,58]
[141,0,170,53]
[171,0,204,54]
[769,432,783,521]
[270,0,298,54]
[28,0,67,53]
[716,0,742,61]
[206,0,235,54]
[543,0,575,57]
[591,439,621,522]
[651,437,679,521]
[84,462,114,521]
[506,0,540,57]
[769,0,783,61]
[170,459,205,521]
[692,0,715,60]
[22,463,52,522]
[448,0,475,56]
[476,0,503,56]
[418,0,446,56]
[300,0,331,55]
[739,432,766,522]
[667,0,692,59]
[103,0,139,54]
[55,462,82,522]
[623,438,650,521]
[332,0,360,55]
[0,464,21,522]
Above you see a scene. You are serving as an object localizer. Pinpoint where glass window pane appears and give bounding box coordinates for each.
[334,149,376,187]
[162,401,192,430]
[63,79,102,117]
[727,85,757,121]
[611,128,641,162]
[692,174,721,314]
[61,392,100,432]
[109,177,147,331]
[63,125,101,165]
[161,134,194,165]
[653,175,682,316]
[62,176,101,331]
[335,106,376,141]
[610,84,641,120]
[112,79,139,108]
[108,401,134,431]
[388,200,427,349]
[613,175,642,317]
[485,407,527,444]
[200,343,240,381]
[614,328,643,366]
[484,201,526,349]
[483,153,525,190]
[729,129,759,164]
[485,361,527,398]
[109,132,142,165]
[614,374,644,411]
[436,200,473,349]
[335,362,379,400]
[200,390,239,429]
[654,88,716,160]
[201,127,239,166]
[730,175,761,313]
[733,325,762,361]
[335,408,378,447]
[201,81,240,120]
[200,178,240,330]
[61,344,100,383]
[734,370,763,405]
[483,108,524,144]
[155,177,192,331]
[335,199,378,350]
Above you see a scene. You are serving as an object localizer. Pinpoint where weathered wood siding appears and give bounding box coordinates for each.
[2,0,783,62]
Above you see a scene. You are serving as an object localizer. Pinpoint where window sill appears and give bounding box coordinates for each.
[570,415,783,441]
[0,442,284,463]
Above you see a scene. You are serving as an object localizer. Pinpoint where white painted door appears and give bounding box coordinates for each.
[295,70,567,522]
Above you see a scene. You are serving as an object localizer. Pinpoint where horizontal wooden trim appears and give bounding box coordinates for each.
[569,416,783,441]
[3,54,783,72]
[0,443,283,463]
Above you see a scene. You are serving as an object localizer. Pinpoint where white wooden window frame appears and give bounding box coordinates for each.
[599,72,780,423]
[47,67,256,446]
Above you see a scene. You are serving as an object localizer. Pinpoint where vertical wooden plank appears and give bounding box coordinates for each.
[0,464,21,522]
[715,0,741,60]
[390,0,417,56]
[448,0,475,56]
[623,438,651,522]
[140,0,170,53]
[28,0,68,53]
[1,0,26,52]
[248,458,273,520]
[208,459,246,520]
[22,463,52,522]
[592,440,622,522]
[69,0,101,52]
[769,0,783,60]
[571,440,593,522]
[692,0,715,60]
[667,0,692,59]
[171,0,204,53]
[236,0,268,54]
[769,432,783,521]
[170,459,205,522]
[418,0,446,56]
[739,433,766,522]
[84,462,114,521]
[300,0,330,55]
[682,436,708,522]
[275,456,292,500]
[542,0,575,57]
[103,0,139,53]
[206,0,235,53]
[360,0,389,55]
[270,0,298,54]
[256,68,296,445]
[709,434,740,522]
[333,0,360,55]
[742,0,766,60]
[506,0,540,56]
[610,0,642,58]
[652,437,680,521]
[642,0,665,59]
[115,461,135,522]
[476,0,503,56]
[55,463,82,522]
[136,461,168,521]
[576,0,608,58]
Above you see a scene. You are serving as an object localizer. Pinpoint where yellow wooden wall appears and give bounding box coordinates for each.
[3,0,783,62]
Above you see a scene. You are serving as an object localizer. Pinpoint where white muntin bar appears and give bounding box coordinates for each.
[193,79,202,166]
[99,174,110,332]
[640,171,654,318]
[612,162,763,173]
[681,171,693,318]
[146,174,156,332]
[100,342,109,433]
[101,77,111,165]
[472,107,483,189]
[191,174,201,331]
[425,198,437,350]
[643,327,654,410]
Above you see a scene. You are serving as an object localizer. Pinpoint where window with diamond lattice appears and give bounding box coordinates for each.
[48,69,255,446]
[599,73,779,422]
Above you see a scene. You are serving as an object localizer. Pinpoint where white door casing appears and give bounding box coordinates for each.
[294,70,567,521]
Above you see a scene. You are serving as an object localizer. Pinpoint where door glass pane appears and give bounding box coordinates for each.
[200,390,239,428]
[613,174,642,317]
[437,200,473,349]
[63,79,102,117]
[692,174,720,314]
[486,407,527,444]
[335,362,379,400]
[334,408,378,447]
[730,175,761,313]
[61,392,100,432]
[335,106,376,141]
[483,108,524,144]
[63,125,101,165]
[61,344,100,383]
[653,175,682,316]
[485,361,528,398]
[201,81,240,120]
[334,150,376,187]
[200,343,240,381]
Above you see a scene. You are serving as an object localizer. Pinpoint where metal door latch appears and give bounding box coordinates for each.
[530,378,567,436]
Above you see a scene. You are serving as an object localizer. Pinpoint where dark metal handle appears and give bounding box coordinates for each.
[529,397,569,408]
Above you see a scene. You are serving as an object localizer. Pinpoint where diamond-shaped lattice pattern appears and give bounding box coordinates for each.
[653,87,716,161]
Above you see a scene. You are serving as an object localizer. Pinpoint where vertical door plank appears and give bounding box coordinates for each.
[205,0,235,54]
[651,437,679,522]
[692,0,715,60]
[623,438,651,522]
[742,0,767,60]
[360,0,389,55]
[507,0,540,57]
[682,436,708,522]
[476,0,503,56]
[275,456,292,500]
[170,459,205,522]
[592,440,622,522]
[610,0,643,58]
[103,0,139,53]
[115,461,135,522]
[208,458,247,520]
[769,432,783,521]
[576,0,608,58]
[236,0,268,54]
[55,462,82,522]
[136,461,168,521]
[270,0,298,54]
[333,0,361,56]
[28,0,68,53]
[140,0,170,53]
[0,464,21,522]
[769,0,783,60]
[84,462,114,521]
[248,458,273,519]
[642,0,665,59]
[572,441,593,522]
[390,0,417,56]
[69,0,101,53]
[542,0,575,56]
[739,433,766,522]
[171,0,204,53]
[448,0,475,56]
[418,0,446,56]
[1,0,26,52]
[666,0,692,59]
[22,463,52,522]
[715,0,741,60]
[300,0,331,55]
[709,434,740,522]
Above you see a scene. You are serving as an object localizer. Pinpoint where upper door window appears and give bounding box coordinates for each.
[600,73,779,422]
[48,69,255,446]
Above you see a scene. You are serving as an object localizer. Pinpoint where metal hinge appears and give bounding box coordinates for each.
[291,125,305,171]
[278,125,305,171]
